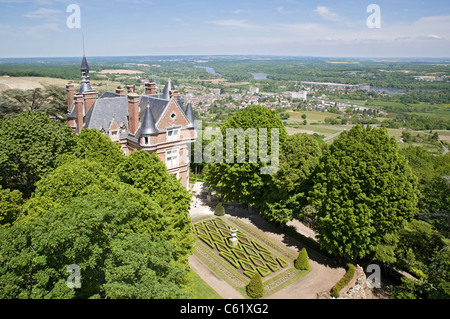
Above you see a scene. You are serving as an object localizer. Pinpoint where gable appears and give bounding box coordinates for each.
[156,99,189,130]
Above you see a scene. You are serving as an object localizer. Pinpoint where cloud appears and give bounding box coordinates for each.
[313,5,339,22]
[276,7,292,14]
[416,34,445,40]
[23,8,62,19]
[208,19,264,30]
[21,23,61,38]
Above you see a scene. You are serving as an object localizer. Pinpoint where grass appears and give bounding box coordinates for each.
[188,270,222,299]
[286,110,340,123]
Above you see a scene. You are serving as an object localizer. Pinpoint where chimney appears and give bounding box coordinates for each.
[116,86,124,95]
[126,84,135,94]
[169,89,179,99]
[127,93,140,135]
[66,82,74,112]
[83,91,98,114]
[74,94,84,134]
[145,80,156,95]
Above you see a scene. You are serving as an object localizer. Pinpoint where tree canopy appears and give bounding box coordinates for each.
[259,133,323,225]
[206,105,288,206]
[309,125,419,260]
[0,111,76,197]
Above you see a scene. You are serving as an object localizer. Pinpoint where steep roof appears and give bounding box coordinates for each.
[184,101,197,128]
[84,95,129,133]
[140,104,158,135]
[80,54,89,72]
[78,76,93,94]
[162,78,174,100]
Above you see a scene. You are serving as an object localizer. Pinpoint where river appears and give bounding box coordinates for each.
[248,72,269,80]
[194,66,222,77]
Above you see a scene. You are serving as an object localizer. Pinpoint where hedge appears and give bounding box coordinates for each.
[331,263,356,298]
[214,201,225,216]
[294,248,310,270]
[246,273,265,298]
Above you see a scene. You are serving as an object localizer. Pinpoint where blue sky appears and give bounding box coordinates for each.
[0,0,449,58]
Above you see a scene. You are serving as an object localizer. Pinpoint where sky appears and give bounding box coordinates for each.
[0,0,449,58]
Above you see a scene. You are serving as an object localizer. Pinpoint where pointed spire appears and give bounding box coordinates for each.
[81,54,89,73]
[141,104,158,135]
[162,77,174,100]
[185,101,197,128]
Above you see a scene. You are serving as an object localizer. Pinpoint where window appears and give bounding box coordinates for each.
[110,130,118,141]
[166,148,179,168]
[143,136,149,145]
[167,128,180,142]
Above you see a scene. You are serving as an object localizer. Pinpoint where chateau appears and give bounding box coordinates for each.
[65,55,197,188]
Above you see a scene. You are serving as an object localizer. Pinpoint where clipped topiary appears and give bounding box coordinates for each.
[294,248,310,270]
[214,201,225,216]
[246,272,264,299]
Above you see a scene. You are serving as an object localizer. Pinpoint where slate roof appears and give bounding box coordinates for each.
[83,95,129,133]
[78,76,94,94]
[140,104,158,135]
[184,101,197,128]
[80,55,89,72]
[82,79,196,137]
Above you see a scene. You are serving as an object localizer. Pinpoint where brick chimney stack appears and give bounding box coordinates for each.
[127,93,140,135]
[144,80,156,95]
[83,91,98,114]
[116,86,124,95]
[66,82,74,112]
[74,94,84,134]
[126,84,135,94]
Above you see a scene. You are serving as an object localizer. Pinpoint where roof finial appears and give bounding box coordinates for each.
[82,31,86,57]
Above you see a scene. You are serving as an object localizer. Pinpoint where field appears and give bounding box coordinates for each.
[0,76,124,93]
[0,76,68,91]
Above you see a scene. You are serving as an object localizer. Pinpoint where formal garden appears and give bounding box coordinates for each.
[192,216,311,298]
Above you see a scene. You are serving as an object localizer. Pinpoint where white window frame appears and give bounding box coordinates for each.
[166,148,179,169]
[166,127,180,142]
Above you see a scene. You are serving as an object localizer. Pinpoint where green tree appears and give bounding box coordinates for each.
[74,129,124,171]
[246,272,264,298]
[294,248,310,270]
[259,133,322,225]
[214,201,225,216]
[0,186,23,227]
[0,111,76,197]
[206,105,288,208]
[116,150,194,261]
[0,193,190,299]
[309,126,419,260]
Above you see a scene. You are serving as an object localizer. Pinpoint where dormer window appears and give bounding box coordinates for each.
[167,127,180,142]
[109,129,119,141]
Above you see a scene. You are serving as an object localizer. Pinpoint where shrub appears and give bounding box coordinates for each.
[214,201,225,216]
[294,248,310,270]
[331,263,356,298]
[246,272,264,298]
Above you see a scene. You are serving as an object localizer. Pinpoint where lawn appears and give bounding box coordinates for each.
[286,110,340,124]
[188,271,222,299]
